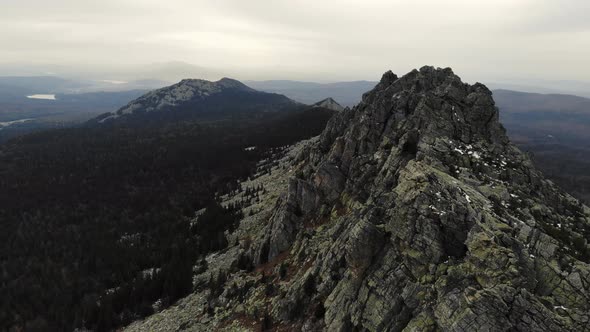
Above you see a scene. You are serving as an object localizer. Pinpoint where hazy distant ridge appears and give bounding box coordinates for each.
[245,80,378,107]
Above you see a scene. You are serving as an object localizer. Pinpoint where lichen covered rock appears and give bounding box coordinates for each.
[125,67,590,332]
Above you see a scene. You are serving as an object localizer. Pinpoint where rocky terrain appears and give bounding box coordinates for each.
[312,98,345,112]
[125,66,590,331]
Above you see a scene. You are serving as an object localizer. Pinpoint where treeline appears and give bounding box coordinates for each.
[0,107,334,331]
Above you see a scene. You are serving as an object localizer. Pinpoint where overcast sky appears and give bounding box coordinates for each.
[1,0,589,82]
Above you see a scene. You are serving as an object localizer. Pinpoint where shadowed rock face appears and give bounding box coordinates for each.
[126,66,590,332]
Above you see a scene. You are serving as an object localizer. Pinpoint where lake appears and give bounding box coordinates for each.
[27,94,56,100]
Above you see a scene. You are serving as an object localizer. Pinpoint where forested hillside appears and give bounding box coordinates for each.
[0,107,334,331]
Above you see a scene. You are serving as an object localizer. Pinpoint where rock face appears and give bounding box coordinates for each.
[125,66,590,331]
[312,97,345,112]
[93,77,297,123]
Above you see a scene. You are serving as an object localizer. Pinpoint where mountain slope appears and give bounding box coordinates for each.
[126,66,590,331]
[92,78,300,125]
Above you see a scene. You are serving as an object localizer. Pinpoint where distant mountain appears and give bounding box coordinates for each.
[493,89,590,146]
[486,80,590,99]
[312,97,344,111]
[92,78,301,125]
[494,89,590,114]
[492,89,590,203]
[245,80,377,107]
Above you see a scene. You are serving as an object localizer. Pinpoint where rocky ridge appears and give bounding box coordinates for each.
[126,66,590,331]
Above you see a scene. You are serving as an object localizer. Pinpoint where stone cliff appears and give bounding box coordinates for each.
[126,66,590,331]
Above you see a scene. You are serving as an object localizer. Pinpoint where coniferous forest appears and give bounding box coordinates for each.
[0,107,334,331]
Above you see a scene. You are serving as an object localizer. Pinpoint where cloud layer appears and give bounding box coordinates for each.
[1,0,589,81]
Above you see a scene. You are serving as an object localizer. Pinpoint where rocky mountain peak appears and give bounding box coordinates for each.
[94,77,291,123]
[312,97,345,112]
[167,76,253,94]
[359,66,506,145]
[126,67,590,331]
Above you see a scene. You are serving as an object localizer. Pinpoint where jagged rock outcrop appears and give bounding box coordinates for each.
[125,66,590,332]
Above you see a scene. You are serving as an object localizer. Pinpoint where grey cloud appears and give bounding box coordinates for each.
[0,0,588,82]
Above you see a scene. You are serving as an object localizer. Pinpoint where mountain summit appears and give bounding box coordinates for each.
[126,66,590,331]
[312,97,344,112]
[93,77,297,124]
